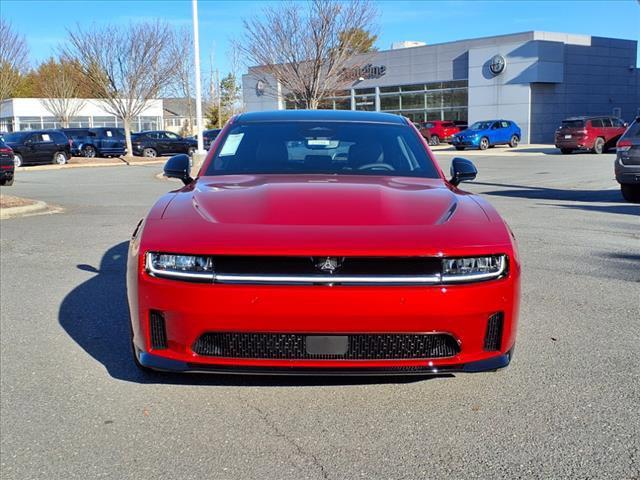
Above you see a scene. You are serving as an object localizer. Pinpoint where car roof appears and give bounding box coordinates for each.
[236,110,407,125]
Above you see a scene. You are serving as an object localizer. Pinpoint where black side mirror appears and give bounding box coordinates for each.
[449,157,477,186]
[164,154,193,185]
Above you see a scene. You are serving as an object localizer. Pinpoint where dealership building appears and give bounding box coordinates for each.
[242,31,640,143]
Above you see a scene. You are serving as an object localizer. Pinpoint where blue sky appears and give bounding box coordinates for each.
[2,0,639,75]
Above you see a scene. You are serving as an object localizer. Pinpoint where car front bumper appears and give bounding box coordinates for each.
[452,137,480,147]
[129,259,520,374]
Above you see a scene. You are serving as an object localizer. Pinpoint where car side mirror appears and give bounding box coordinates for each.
[449,157,477,186]
[164,154,193,185]
[623,122,628,128]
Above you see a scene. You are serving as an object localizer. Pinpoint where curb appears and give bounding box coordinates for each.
[16,159,165,172]
[0,200,53,220]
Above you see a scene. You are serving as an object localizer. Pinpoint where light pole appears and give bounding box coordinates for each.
[192,0,205,154]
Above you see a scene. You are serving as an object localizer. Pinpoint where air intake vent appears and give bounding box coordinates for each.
[484,312,504,351]
[192,333,460,360]
[149,310,168,349]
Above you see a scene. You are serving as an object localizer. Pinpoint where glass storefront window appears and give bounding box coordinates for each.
[401,93,424,110]
[355,87,375,95]
[426,91,442,108]
[400,84,424,92]
[18,117,42,130]
[425,82,443,90]
[333,98,351,110]
[380,95,400,110]
[450,89,468,107]
[68,116,91,128]
[354,95,375,111]
[379,85,399,93]
[93,116,118,127]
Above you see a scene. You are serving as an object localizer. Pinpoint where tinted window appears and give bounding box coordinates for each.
[206,121,440,178]
[624,119,640,138]
[164,132,181,140]
[63,129,92,139]
[424,122,435,128]
[612,118,625,128]
[500,121,510,128]
[51,132,68,143]
[469,122,492,130]
[590,119,604,127]
[562,120,584,128]
[491,122,501,129]
[601,118,612,127]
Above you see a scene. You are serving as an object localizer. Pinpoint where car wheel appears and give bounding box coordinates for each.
[560,148,573,154]
[592,137,605,154]
[83,145,96,158]
[1,176,13,186]
[509,135,519,148]
[479,137,489,150]
[621,184,640,203]
[13,154,23,168]
[431,135,440,146]
[455,146,465,151]
[143,147,157,158]
[53,152,68,165]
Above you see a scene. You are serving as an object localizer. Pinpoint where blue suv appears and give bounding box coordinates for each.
[451,120,521,150]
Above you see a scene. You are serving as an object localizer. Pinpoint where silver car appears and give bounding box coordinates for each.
[615,117,640,203]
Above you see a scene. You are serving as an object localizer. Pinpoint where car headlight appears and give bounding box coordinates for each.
[146,252,214,281]
[442,255,507,282]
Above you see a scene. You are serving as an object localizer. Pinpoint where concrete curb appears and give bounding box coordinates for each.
[0,200,56,220]
[16,159,165,172]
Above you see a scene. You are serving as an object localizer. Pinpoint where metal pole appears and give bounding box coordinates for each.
[192,0,205,154]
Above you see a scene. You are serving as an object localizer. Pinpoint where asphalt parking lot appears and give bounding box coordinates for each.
[1,148,638,480]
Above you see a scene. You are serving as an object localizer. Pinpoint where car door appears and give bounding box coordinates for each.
[163,131,186,153]
[489,122,502,144]
[500,121,513,143]
[100,128,120,154]
[34,133,57,163]
[601,118,614,143]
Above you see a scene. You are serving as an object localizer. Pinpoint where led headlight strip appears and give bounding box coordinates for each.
[146,253,507,284]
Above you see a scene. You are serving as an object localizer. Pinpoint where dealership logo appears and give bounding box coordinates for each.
[341,64,387,81]
[315,257,342,274]
[489,55,506,75]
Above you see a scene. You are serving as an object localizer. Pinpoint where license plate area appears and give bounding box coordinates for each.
[564,134,572,139]
[305,335,349,355]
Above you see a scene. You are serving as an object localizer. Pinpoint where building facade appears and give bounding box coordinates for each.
[242,31,640,144]
[0,98,164,133]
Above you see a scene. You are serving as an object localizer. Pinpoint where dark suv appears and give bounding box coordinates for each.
[59,127,126,158]
[3,130,71,167]
[614,117,640,203]
[131,131,197,158]
[555,116,627,154]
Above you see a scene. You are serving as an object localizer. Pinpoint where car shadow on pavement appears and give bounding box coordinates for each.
[472,181,639,216]
[59,241,445,386]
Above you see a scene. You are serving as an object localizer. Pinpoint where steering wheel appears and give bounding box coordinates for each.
[357,162,395,171]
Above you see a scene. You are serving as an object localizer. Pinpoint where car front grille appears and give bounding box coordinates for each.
[149,310,168,349]
[192,332,460,360]
[483,312,503,351]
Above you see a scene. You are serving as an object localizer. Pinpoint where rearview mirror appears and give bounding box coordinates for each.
[449,157,477,186]
[164,154,193,185]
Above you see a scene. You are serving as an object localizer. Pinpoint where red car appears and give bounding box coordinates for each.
[421,120,461,145]
[127,110,520,375]
[554,116,627,154]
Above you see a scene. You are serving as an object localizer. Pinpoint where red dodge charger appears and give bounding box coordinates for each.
[127,110,520,375]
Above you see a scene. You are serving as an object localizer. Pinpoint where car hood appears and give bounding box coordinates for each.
[142,174,512,256]
[455,129,484,137]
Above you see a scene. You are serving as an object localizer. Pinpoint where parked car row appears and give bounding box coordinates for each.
[554,116,627,154]
[0,128,204,167]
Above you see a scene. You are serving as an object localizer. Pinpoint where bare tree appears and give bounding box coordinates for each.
[238,0,377,109]
[62,21,176,157]
[0,19,29,103]
[167,27,195,135]
[39,60,87,127]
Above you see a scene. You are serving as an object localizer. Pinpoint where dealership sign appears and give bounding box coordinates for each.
[489,55,506,75]
[342,64,387,81]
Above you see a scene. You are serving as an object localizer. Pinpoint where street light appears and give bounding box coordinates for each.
[192,0,205,155]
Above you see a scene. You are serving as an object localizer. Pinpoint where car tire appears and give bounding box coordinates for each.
[455,146,465,151]
[143,147,157,158]
[431,135,440,146]
[53,151,68,165]
[13,154,23,168]
[621,184,640,203]
[560,148,573,154]
[509,135,519,148]
[1,176,14,186]
[479,137,489,150]
[83,145,96,158]
[592,137,605,154]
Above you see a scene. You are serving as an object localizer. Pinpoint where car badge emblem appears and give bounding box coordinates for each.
[316,257,341,274]
[489,54,506,75]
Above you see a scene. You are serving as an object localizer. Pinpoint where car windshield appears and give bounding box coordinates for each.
[3,132,30,142]
[561,120,584,128]
[205,121,440,178]
[469,122,492,130]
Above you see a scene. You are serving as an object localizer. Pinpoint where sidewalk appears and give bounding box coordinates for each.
[430,144,561,156]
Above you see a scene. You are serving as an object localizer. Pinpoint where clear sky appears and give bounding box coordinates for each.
[2,0,639,76]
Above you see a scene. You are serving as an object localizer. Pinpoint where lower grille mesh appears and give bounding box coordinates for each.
[483,312,503,351]
[149,310,168,349]
[192,333,460,360]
